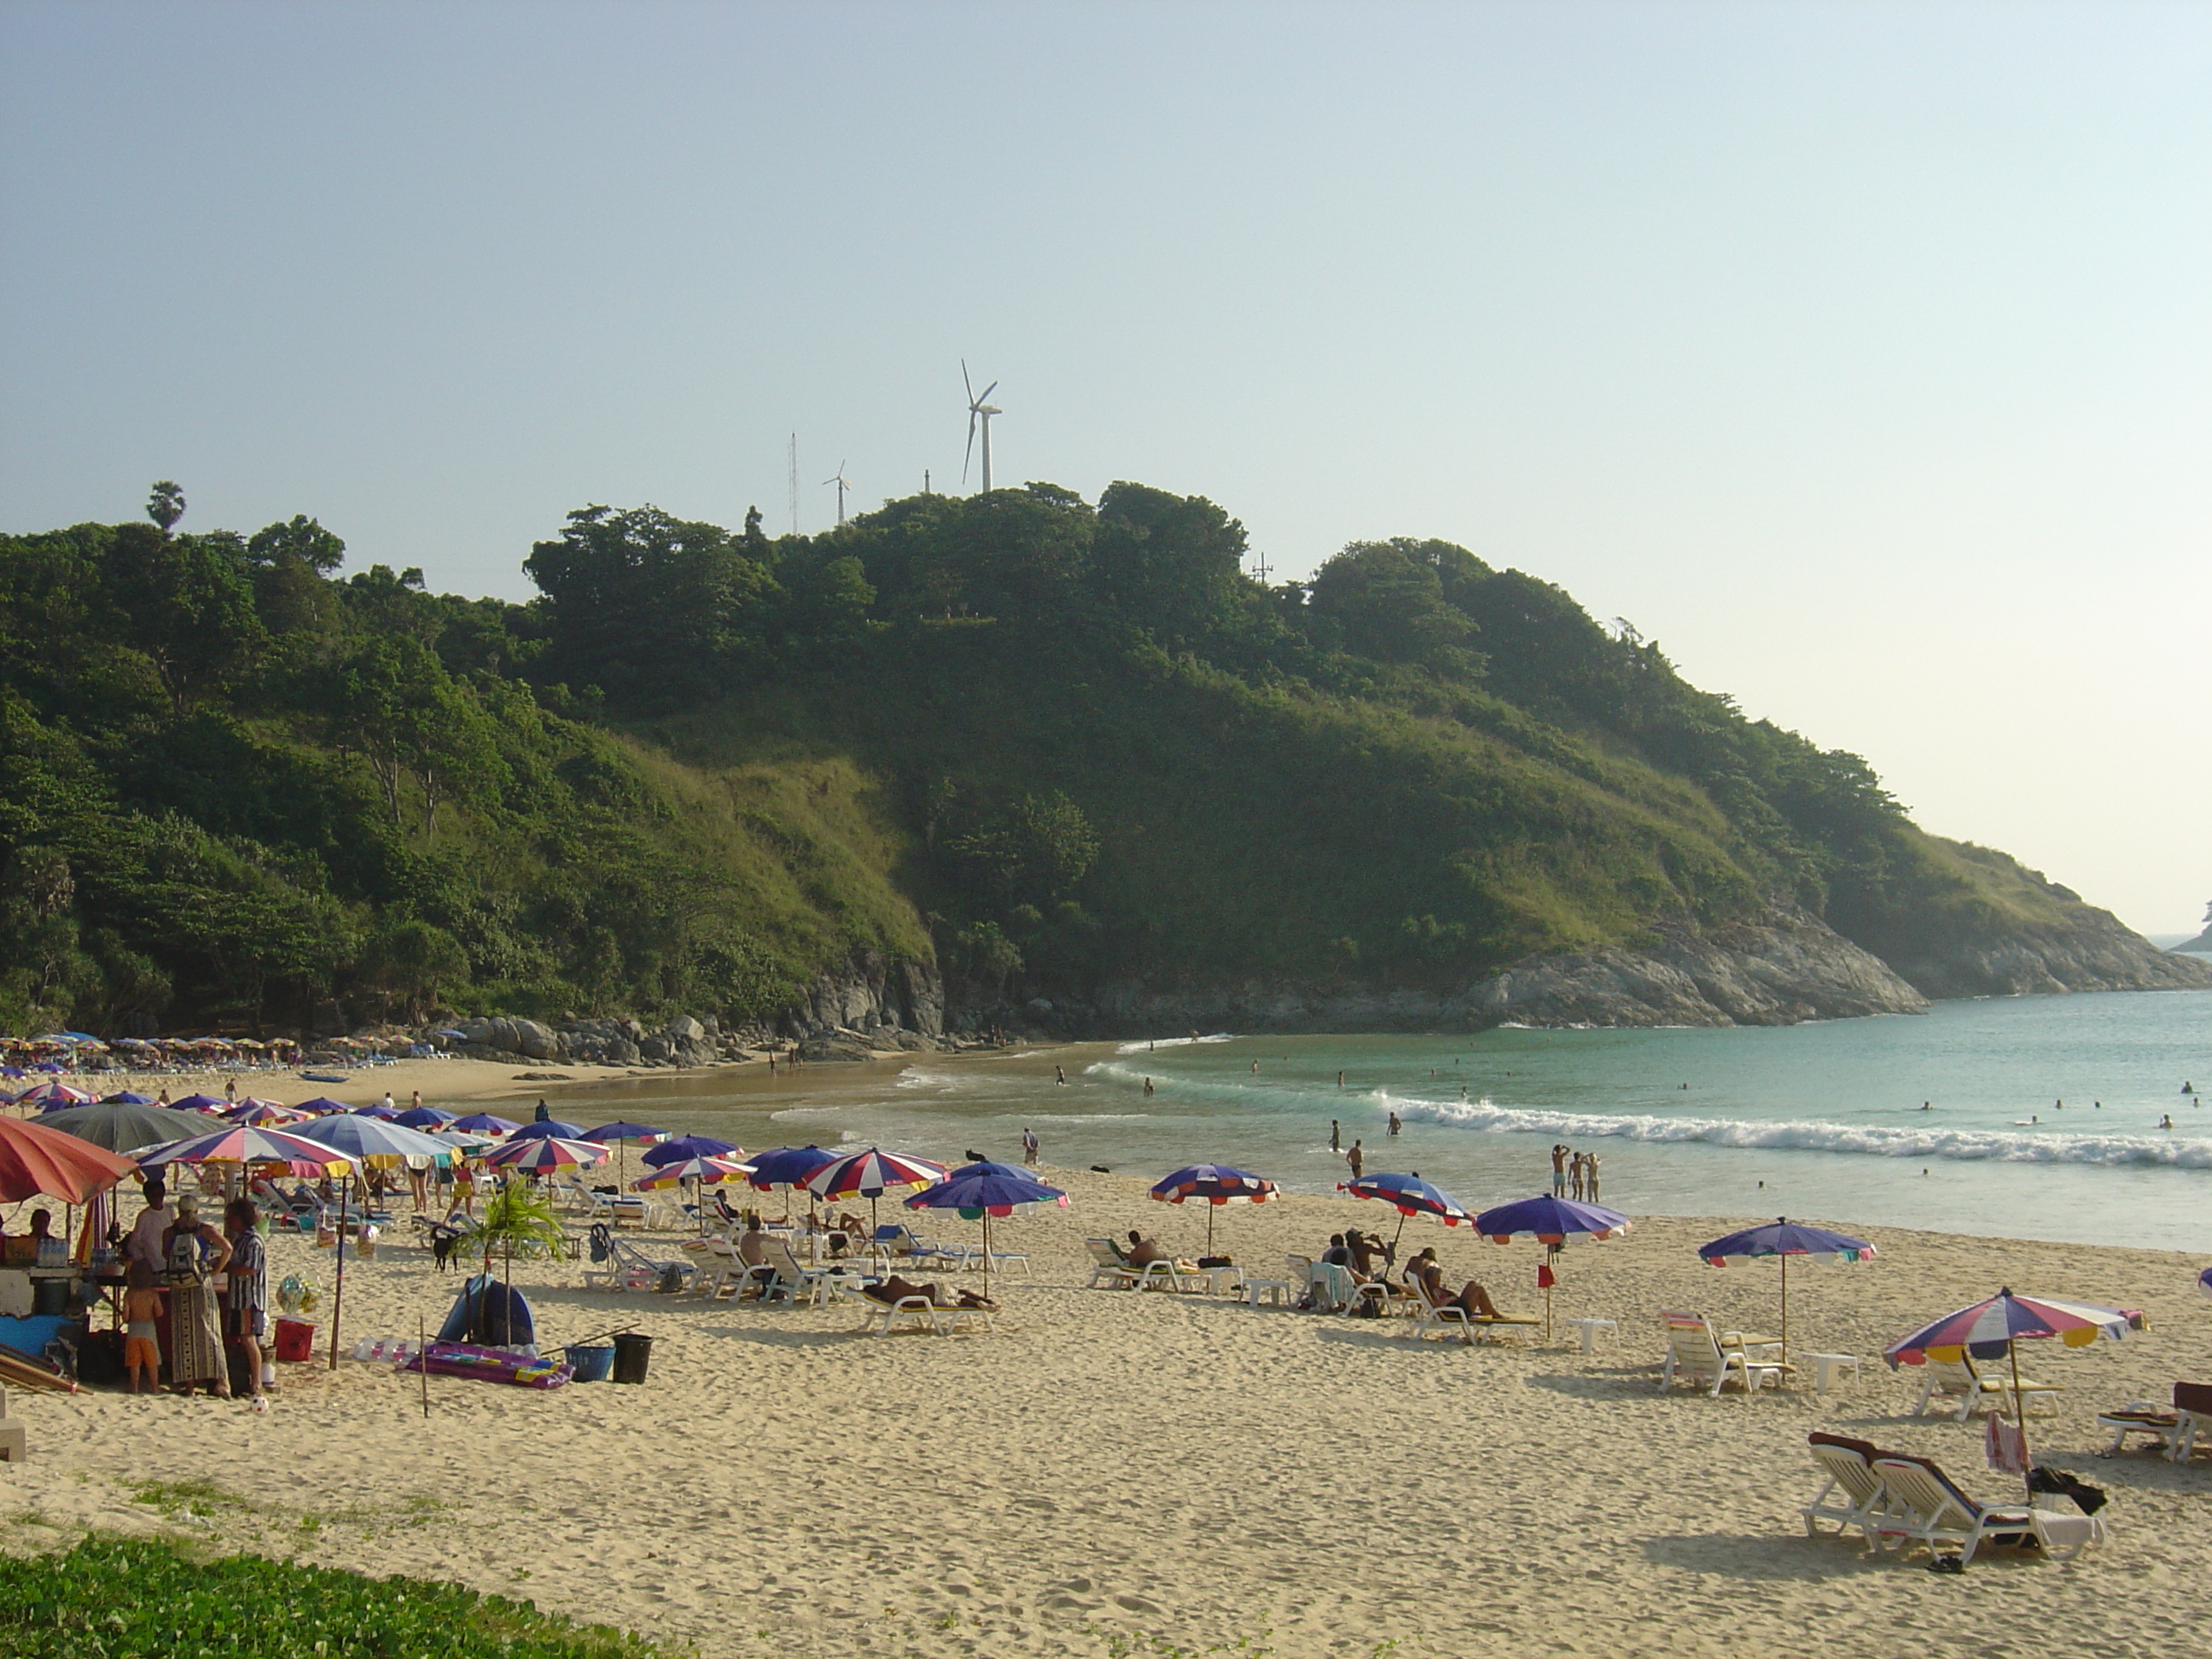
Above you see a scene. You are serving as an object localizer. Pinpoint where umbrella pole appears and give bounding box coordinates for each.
[981,1212,992,1302]
[1780,1252,1790,1371]
[2009,1338,2034,1501]
[1207,1206,1215,1255]
[328,1172,348,1371]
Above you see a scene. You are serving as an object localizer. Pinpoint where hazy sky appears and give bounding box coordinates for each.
[3,2,2206,934]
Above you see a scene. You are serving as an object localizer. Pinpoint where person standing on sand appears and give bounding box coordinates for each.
[411,1090,423,1113]
[1347,1140,1364,1180]
[224,1078,237,1104]
[1551,1144,1569,1196]
[381,1090,396,1113]
[1330,1121,1342,1152]
[1022,1126,1040,1167]
[1569,1151,1586,1202]
[1585,1151,1601,1202]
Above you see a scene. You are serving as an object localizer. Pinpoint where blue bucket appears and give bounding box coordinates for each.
[564,1343,615,1382]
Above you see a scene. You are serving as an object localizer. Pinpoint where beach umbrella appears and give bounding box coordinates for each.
[1697,1217,1875,1367]
[290,1115,456,1168]
[1150,1163,1277,1254]
[130,1125,358,1179]
[170,1093,228,1112]
[352,1101,407,1121]
[907,1160,1066,1300]
[631,1153,752,1189]
[393,1105,457,1129]
[100,1091,155,1106]
[2198,1266,2212,1303]
[19,1081,96,1108]
[292,1096,355,1116]
[578,1121,666,1185]
[36,1100,195,1155]
[1473,1195,1633,1345]
[507,1117,585,1142]
[807,1146,947,1254]
[0,1115,137,1204]
[1339,1172,1477,1246]
[642,1133,742,1167]
[480,1134,608,1173]
[739,1144,838,1237]
[225,1100,311,1126]
[451,1112,521,1137]
[1886,1288,2143,1498]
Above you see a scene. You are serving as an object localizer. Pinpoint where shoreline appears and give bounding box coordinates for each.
[1,1167,2207,1658]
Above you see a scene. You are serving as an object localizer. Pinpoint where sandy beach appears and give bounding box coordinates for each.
[3,1133,2209,1659]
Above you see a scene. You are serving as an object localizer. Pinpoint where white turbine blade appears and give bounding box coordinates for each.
[963,359,975,404]
[963,410,976,483]
[977,380,998,404]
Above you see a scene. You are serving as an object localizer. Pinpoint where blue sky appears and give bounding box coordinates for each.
[3,2,2206,933]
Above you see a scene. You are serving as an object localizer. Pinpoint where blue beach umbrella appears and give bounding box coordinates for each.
[293,1097,355,1116]
[451,1112,521,1137]
[508,1117,585,1142]
[2198,1266,2212,1303]
[906,1161,1066,1298]
[170,1093,227,1113]
[738,1144,837,1225]
[1474,1195,1634,1345]
[642,1134,742,1167]
[1339,1172,1476,1247]
[1698,1217,1875,1365]
[393,1105,456,1129]
[101,1091,155,1105]
[291,1114,456,1169]
[1150,1164,1277,1254]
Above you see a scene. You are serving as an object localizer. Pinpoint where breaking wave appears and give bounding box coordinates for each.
[1395,1095,2212,1169]
[1114,1033,1236,1055]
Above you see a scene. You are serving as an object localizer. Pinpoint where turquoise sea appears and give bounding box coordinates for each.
[564,987,2212,1254]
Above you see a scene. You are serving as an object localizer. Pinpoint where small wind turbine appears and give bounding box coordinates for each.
[962,360,1001,492]
[822,462,853,525]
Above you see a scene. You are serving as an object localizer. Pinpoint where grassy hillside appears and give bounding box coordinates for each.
[0,481,2145,1034]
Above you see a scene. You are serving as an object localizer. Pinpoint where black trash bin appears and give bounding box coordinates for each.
[610,1331,653,1386]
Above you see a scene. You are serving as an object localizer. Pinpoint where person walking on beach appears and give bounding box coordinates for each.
[1022,1126,1040,1167]
[1330,1121,1342,1152]
[1346,1139,1364,1180]
[1550,1144,1569,1196]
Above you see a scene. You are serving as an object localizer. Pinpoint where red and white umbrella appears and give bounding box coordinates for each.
[632,1154,754,1190]
[805,1146,947,1250]
[129,1124,358,1178]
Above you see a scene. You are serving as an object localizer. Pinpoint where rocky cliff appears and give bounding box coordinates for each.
[1045,906,1926,1034]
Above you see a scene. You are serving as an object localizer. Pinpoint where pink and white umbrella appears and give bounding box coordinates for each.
[632,1154,754,1190]
[806,1146,947,1249]
[129,1124,358,1178]
[226,1099,312,1126]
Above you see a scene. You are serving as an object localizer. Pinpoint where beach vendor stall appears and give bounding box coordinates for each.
[0,1115,138,1390]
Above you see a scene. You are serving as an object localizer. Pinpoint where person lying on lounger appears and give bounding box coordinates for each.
[1125,1231,1170,1268]
[1408,1250,1503,1318]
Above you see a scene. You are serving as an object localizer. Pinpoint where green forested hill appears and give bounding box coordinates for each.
[0,481,2180,1036]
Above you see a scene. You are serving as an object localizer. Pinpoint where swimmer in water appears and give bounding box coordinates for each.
[1921,1102,1932,1111]
[2161,1115,2174,1130]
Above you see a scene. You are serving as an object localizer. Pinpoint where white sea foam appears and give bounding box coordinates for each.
[1397,1095,2212,1169]
[1113,1033,1235,1055]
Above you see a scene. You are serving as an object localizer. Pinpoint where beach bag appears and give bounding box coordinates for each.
[588,1224,613,1265]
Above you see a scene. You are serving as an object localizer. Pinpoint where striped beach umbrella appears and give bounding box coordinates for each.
[20,1081,96,1109]
[1887,1288,2143,1497]
[1150,1164,1277,1253]
[225,1099,312,1126]
[631,1153,753,1190]
[480,1134,607,1173]
[576,1120,665,1185]
[806,1146,948,1249]
[130,1125,357,1178]
[1697,1217,1873,1366]
[290,1115,456,1168]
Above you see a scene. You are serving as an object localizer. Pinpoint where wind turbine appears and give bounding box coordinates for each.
[822,461,853,525]
[962,361,1001,492]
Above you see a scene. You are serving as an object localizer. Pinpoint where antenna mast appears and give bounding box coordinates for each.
[787,434,799,535]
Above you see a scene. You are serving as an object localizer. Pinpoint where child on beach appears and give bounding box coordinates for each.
[122,1260,164,1394]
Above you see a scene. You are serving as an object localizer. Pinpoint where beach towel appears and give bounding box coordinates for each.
[1985,1412,2029,1476]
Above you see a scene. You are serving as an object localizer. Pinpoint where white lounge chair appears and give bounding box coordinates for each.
[1659,1312,1791,1395]
[1085,1238,1143,1289]
[1405,1279,1476,1345]
[1802,1433,1898,1546]
[1911,1355,2061,1422]
[1871,1455,2106,1565]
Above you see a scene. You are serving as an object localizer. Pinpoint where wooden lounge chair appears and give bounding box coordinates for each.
[1658,1312,1791,1395]
[1911,1354,2060,1422]
[1871,1455,2106,1566]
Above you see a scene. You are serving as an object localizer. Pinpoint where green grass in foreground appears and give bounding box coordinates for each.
[0,1534,670,1658]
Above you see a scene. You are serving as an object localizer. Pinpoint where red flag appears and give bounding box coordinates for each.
[1536,1264,1557,1289]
